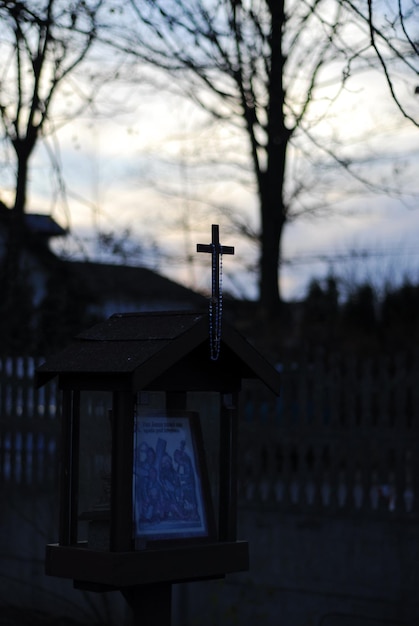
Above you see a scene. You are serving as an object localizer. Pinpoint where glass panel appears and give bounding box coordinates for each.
[187,392,220,522]
[133,405,216,549]
[78,391,112,549]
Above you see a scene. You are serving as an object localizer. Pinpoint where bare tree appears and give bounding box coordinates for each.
[0,0,127,349]
[111,0,418,318]
[348,0,419,125]
[1,1,99,216]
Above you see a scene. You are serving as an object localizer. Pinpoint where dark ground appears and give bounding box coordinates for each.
[0,608,100,626]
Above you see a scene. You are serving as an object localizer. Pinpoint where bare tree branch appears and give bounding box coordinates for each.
[104,0,418,315]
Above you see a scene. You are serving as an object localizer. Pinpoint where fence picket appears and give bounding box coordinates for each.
[1,352,418,518]
[238,349,419,519]
[0,356,59,492]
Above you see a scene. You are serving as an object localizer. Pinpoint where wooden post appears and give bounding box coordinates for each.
[119,390,183,626]
[111,390,135,552]
[218,392,238,542]
[59,389,79,546]
[122,583,172,626]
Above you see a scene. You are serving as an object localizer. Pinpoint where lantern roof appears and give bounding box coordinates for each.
[36,310,280,394]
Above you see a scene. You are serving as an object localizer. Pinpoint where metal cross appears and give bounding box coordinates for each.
[197,224,235,359]
[196,224,234,304]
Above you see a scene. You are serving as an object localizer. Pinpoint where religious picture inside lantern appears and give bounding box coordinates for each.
[78,391,112,546]
[133,411,214,547]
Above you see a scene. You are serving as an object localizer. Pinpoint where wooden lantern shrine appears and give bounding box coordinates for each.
[36,310,280,624]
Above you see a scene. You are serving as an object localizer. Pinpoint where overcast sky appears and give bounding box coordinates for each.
[3,58,419,302]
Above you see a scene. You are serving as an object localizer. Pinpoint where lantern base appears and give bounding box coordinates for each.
[45,540,248,588]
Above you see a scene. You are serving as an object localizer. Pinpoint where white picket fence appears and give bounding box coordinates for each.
[1,352,418,517]
[0,356,60,490]
[239,350,419,517]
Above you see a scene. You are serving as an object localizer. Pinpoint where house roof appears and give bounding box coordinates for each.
[0,203,207,323]
[36,310,280,395]
[0,204,66,238]
[0,204,65,272]
[24,213,67,238]
[65,261,206,309]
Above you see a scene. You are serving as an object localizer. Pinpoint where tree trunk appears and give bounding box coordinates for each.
[0,144,32,352]
[13,135,34,216]
[259,191,285,318]
[258,0,290,318]
[8,144,30,273]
